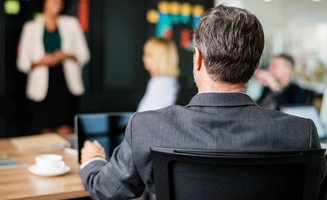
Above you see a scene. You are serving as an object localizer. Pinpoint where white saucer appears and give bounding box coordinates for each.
[28,165,70,177]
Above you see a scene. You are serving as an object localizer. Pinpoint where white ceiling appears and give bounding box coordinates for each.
[216,0,327,26]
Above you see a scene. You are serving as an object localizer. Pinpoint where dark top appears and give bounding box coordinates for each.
[43,27,66,87]
[257,83,309,110]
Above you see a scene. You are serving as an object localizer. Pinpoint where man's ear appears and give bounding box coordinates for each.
[255,57,262,70]
[194,47,203,71]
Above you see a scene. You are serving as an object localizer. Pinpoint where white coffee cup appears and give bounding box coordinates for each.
[35,154,65,173]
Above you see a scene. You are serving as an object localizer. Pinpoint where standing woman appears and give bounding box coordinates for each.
[137,37,180,112]
[17,0,90,135]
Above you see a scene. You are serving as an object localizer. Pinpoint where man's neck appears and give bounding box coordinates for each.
[194,62,247,93]
[197,80,247,93]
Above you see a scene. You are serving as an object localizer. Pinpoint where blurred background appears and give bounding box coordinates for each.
[0,0,326,137]
[221,0,327,93]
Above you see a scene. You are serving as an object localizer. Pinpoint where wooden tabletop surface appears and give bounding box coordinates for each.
[0,137,89,200]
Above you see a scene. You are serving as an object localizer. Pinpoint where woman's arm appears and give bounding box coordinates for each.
[17,22,34,73]
[71,18,90,66]
[30,54,59,70]
[52,50,77,64]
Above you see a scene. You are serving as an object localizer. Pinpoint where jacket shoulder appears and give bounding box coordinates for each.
[58,15,79,25]
[22,18,41,29]
[131,105,184,123]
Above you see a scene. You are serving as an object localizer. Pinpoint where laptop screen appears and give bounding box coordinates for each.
[75,112,133,164]
[321,90,327,129]
[280,105,327,139]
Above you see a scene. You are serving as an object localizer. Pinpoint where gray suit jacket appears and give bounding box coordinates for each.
[80,92,326,200]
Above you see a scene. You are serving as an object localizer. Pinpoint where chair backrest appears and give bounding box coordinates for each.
[75,112,133,163]
[150,147,326,200]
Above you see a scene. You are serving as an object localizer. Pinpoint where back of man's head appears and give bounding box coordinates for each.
[193,4,265,85]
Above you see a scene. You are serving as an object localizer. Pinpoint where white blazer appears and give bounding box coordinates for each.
[17,16,90,102]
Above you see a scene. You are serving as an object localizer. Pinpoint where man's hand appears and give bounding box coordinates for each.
[81,140,106,164]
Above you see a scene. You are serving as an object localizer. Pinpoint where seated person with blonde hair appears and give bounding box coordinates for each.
[137,37,180,112]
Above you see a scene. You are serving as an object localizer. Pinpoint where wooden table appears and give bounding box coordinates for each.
[0,138,89,200]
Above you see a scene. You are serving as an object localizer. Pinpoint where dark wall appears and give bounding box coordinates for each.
[80,0,147,113]
[81,0,214,112]
[0,0,33,137]
[0,2,5,136]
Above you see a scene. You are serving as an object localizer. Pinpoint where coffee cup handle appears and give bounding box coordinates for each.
[57,161,65,171]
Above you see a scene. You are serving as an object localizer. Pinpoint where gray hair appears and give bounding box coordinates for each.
[193,4,265,84]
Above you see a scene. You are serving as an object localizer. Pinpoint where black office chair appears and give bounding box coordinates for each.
[150,147,326,200]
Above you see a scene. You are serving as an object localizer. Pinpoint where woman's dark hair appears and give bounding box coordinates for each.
[31,0,72,14]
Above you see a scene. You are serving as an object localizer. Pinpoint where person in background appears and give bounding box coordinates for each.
[137,37,180,112]
[17,0,90,136]
[79,5,326,199]
[256,54,308,110]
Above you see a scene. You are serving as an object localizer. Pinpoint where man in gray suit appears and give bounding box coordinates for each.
[80,4,326,200]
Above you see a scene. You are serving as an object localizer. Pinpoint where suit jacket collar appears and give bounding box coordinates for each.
[187,92,257,107]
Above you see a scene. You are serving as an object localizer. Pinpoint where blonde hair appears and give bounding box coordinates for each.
[143,37,180,77]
